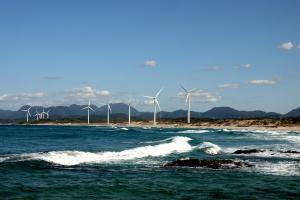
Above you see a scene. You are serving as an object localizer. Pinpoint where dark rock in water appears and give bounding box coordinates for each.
[164,158,253,169]
[233,149,265,154]
[279,150,300,154]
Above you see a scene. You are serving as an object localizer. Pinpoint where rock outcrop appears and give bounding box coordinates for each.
[233,149,265,154]
[164,158,253,169]
[279,150,300,154]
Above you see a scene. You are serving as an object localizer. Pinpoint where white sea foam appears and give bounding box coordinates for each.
[0,157,8,162]
[254,161,300,176]
[196,142,221,155]
[221,128,300,145]
[221,128,291,135]
[120,127,129,131]
[178,129,210,134]
[222,145,300,159]
[13,136,193,166]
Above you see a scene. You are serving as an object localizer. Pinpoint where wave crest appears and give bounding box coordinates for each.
[5,136,193,166]
[196,142,221,155]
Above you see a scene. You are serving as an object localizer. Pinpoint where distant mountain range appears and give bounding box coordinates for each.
[0,103,300,121]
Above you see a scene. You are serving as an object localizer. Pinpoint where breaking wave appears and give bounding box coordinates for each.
[195,142,221,155]
[1,136,193,166]
[0,157,8,162]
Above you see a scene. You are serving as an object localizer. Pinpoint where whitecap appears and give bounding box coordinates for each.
[12,136,193,166]
[178,130,210,134]
[195,142,221,155]
[0,157,9,162]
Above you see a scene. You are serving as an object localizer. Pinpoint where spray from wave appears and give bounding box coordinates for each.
[195,142,221,155]
[3,136,193,166]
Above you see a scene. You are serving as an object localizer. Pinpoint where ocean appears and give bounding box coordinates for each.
[0,125,299,199]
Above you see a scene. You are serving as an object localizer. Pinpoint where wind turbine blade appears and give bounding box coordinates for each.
[143,96,154,99]
[155,88,163,98]
[108,104,112,113]
[155,100,161,111]
[180,85,188,93]
[89,106,95,112]
[28,111,31,117]
[81,107,88,110]
[188,88,197,93]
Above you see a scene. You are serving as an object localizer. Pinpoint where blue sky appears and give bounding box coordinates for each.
[0,0,299,113]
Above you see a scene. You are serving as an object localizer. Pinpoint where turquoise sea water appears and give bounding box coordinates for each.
[0,125,300,199]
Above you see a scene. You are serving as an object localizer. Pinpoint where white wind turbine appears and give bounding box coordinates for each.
[45,109,51,119]
[181,85,197,124]
[34,110,40,120]
[81,100,95,124]
[106,103,112,125]
[128,103,131,126]
[41,108,47,119]
[22,106,31,123]
[144,88,163,125]
[126,98,136,126]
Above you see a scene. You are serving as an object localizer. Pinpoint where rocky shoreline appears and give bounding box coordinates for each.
[164,148,300,170]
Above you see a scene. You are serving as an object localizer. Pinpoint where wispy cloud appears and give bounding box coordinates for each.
[0,92,45,102]
[279,41,294,50]
[242,64,251,68]
[176,90,220,103]
[0,92,46,109]
[233,64,251,69]
[67,86,110,99]
[144,59,157,68]
[98,90,110,96]
[218,83,240,89]
[249,79,277,85]
[142,99,154,105]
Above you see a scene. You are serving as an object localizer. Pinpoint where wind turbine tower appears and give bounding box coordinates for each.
[22,106,31,123]
[181,85,196,124]
[81,100,95,124]
[128,103,131,126]
[45,110,51,119]
[144,88,163,125]
[106,104,112,125]
[34,110,40,120]
[41,108,47,119]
